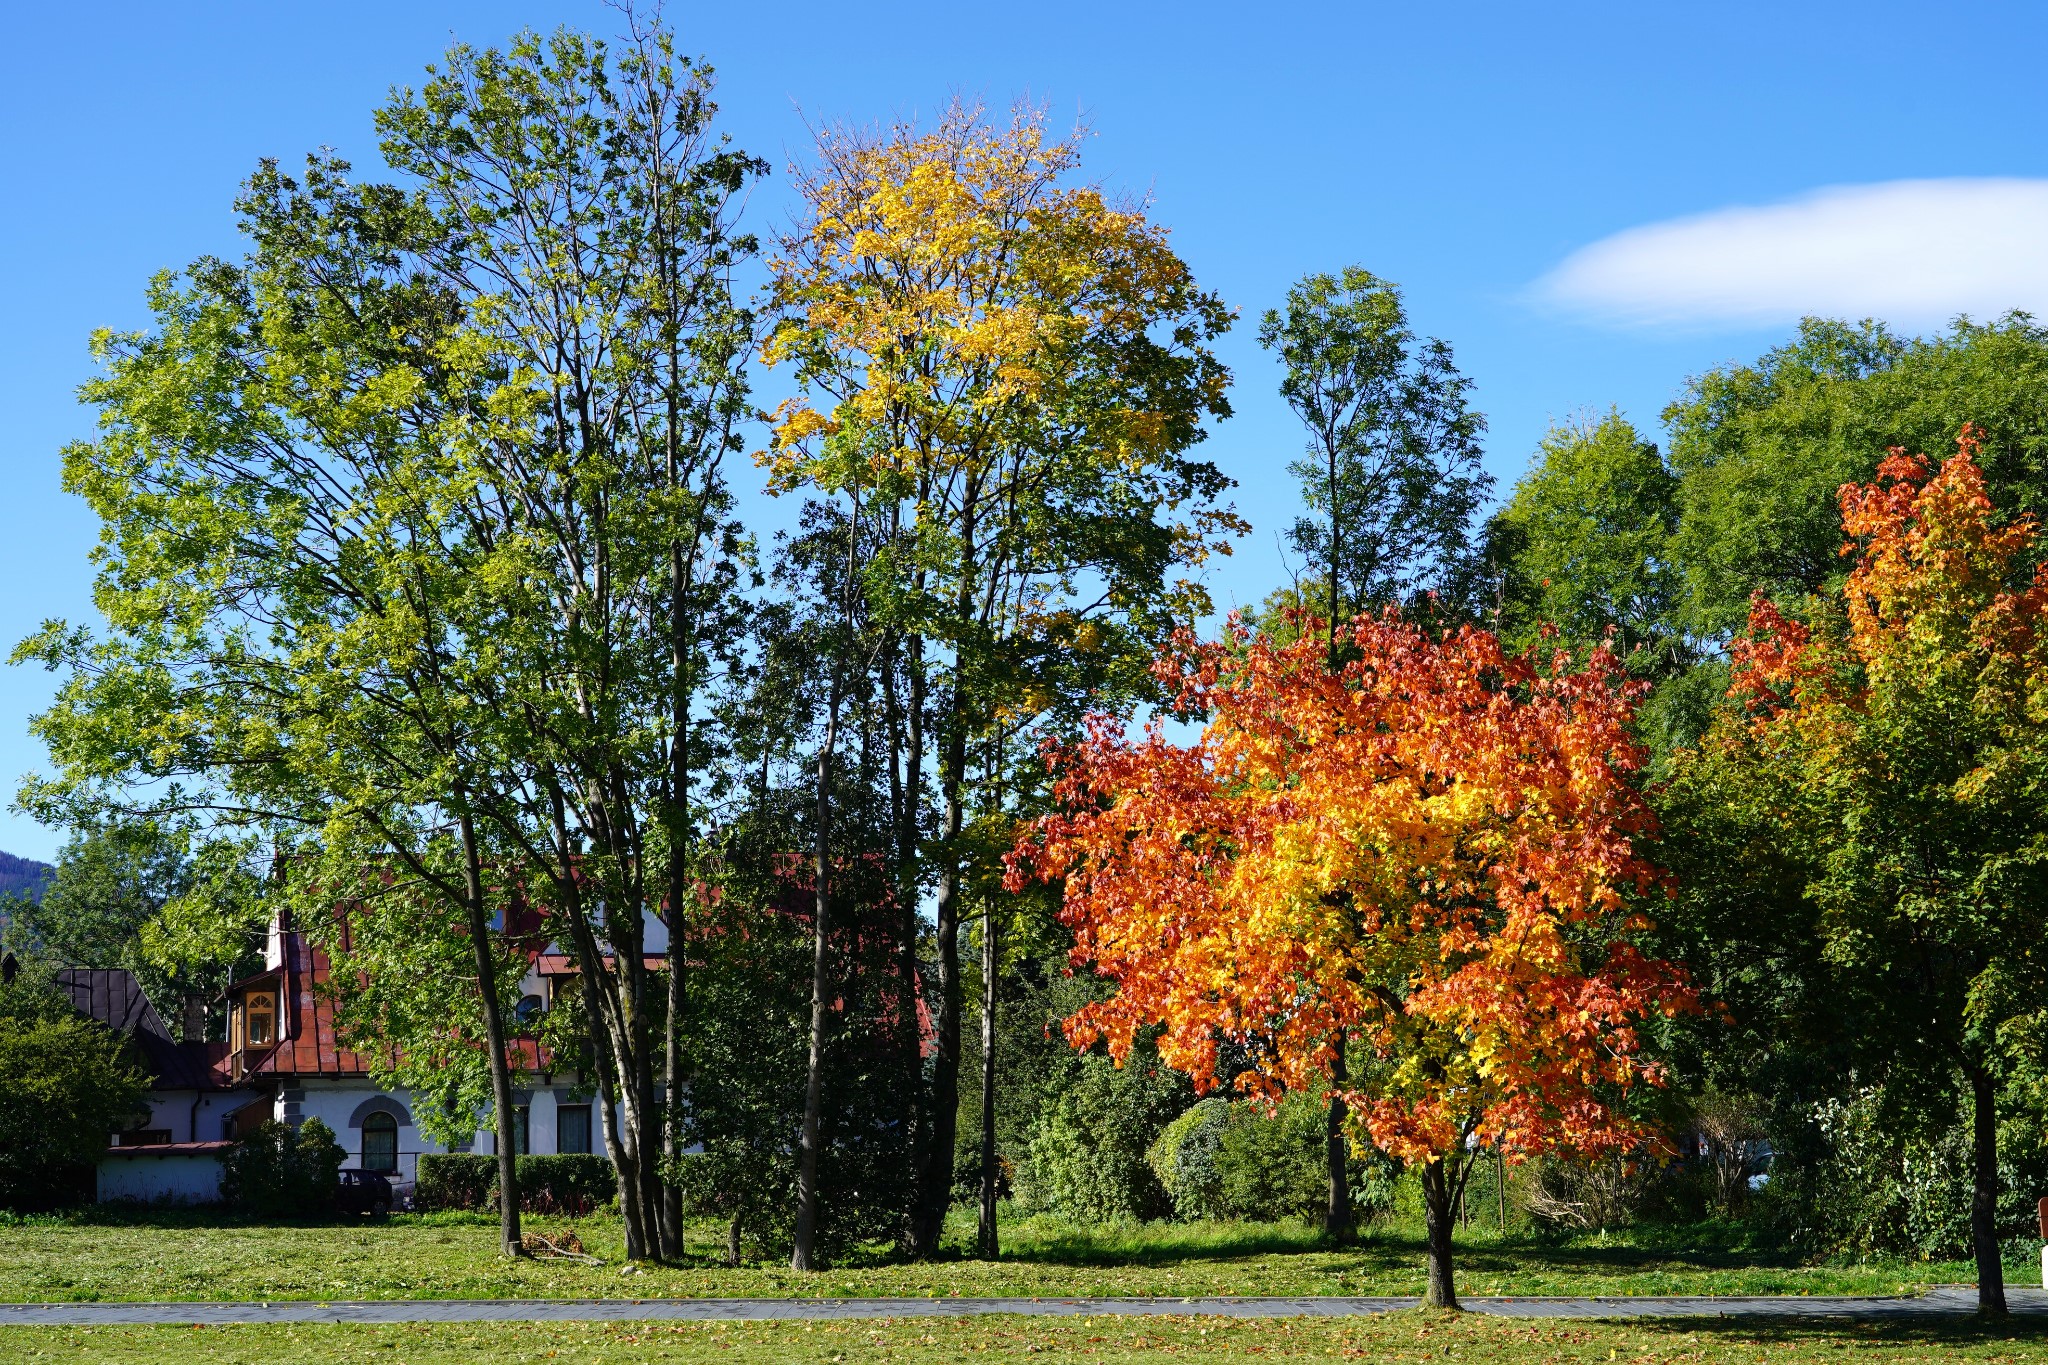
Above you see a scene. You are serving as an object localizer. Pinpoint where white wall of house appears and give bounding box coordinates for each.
[97,1152,223,1204]
[134,1089,263,1144]
[286,1079,611,1183]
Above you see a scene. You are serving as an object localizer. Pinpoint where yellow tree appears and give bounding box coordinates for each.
[763,102,1239,1259]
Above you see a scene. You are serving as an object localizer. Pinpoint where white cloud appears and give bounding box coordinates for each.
[1534,178,2048,331]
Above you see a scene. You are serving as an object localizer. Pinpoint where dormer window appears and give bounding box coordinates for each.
[246,990,276,1047]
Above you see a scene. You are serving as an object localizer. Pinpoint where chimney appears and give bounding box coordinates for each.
[182,995,207,1043]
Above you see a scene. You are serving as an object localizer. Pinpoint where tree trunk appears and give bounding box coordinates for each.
[791,692,843,1271]
[661,911,684,1259]
[1325,1030,1352,1244]
[978,904,999,1259]
[1970,1066,2009,1316]
[457,806,523,1258]
[895,632,928,1240]
[917,719,968,1256]
[1420,1159,1460,1310]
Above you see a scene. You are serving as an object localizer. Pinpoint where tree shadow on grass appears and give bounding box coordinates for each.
[1629,1317,2048,1347]
[988,1218,1797,1274]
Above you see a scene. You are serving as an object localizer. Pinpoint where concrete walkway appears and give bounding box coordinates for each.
[4,1288,2046,1325]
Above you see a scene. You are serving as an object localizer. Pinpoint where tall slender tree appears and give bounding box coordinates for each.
[1257,269,1490,625]
[1255,267,1491,1240]
[375,22,763,1260]
[762,101,1239,1256]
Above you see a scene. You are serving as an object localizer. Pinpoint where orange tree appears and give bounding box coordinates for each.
[1682,430,2048,1316]
[1008,614,1695,1308]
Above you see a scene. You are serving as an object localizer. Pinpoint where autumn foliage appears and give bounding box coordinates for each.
[1690,425,2048,1314]
[1008,616,1696,1179]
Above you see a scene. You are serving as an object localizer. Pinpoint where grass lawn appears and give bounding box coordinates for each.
[4,1315,2048,1364]
[0,1208,2013,1305]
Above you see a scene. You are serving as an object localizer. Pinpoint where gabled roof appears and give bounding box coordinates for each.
[57,969,172,1041]
[56,968,212,1090]
[226,932,551,1083]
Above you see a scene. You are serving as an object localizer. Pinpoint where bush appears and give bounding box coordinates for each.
[416,1153,496,1211]
[1017,1042,1188,1223]
[0,1008,151,1212]
[516,1154,614,1215]
[1148,1092,1331,1223]
[415,1152,616,1214]
[1148,1099,1229,1219]
[1755,1084,2048,1261]
[220,1118,343,1218]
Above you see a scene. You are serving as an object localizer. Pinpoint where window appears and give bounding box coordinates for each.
[515,994,543,1026]
[514,1105,530,1155]
[557,1105,592,1155]
[245,990,276,1047]
[362,1112,399,1173]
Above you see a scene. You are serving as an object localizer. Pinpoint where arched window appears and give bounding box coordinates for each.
[515,994,544,1026]
[362,1112,399,1173]
[245,990,276,1046]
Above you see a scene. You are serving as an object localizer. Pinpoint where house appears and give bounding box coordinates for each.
[63,913,611,1205]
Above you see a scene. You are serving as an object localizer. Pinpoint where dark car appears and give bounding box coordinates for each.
[335,1168,396,1216]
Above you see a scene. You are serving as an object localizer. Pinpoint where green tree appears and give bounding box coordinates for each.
[1493,413,1685,667]
[0,999,149,1211]
[1257,268,1490,623]
[1676,439,2048,1314]
[375,22,764,1261]
[0,823,208,1031]
[1666,314,2048,639]
[16,143,549,1254]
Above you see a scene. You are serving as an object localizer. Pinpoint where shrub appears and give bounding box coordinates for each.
[1148,1098,1229,1220]
[1017,1043,1187,1223]
[1754,1084,2048,1261]
[1148,1091,1330,1223]
[416,1153,496,1211]
[516,1154,614,1215]
[219,1118,343,1217]
[415,1152,616,1214]
[0,1008,150,1212]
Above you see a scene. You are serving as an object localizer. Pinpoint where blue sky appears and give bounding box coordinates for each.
[3,0,2044,860]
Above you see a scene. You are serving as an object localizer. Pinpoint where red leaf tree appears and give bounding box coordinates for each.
[1009,615,1696,1307]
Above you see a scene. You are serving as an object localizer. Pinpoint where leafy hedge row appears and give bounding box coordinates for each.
[416,1153,615,1215]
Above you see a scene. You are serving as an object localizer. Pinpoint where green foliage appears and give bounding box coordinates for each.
[1017,1034,1190,1223]
[1148,1092,1336,1224]
[0,1011,150,1211]
[416,1153,616,1215]
[0,822,255,1041]
[218,1119,344,1219]
[1147,1098,1229,1219]
[1759,1086,2048,1262]
[415,1153,495,1213]
[1493,412,1688,670]
[1257,266,1491,619]
[664,819,918,1263]
[1665,314,2048,638]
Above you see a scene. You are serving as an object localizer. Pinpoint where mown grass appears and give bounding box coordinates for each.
[5,1314,2048,1364]
[0,1206,2009,1305]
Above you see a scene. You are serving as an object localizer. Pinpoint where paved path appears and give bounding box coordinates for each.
[4,1288,2047,1325]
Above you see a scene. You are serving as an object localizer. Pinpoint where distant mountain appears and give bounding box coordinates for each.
[0,850,53,903]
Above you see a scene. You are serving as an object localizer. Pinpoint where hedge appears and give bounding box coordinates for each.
[416,1153,616,1215]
